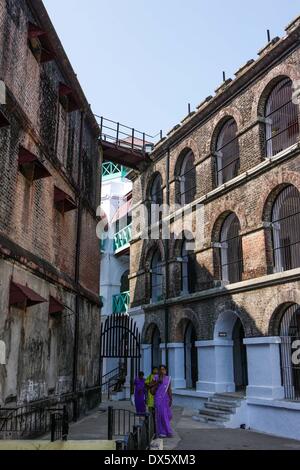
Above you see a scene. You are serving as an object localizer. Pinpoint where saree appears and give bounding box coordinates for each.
[134,377,146,414]
[153,375,173,437]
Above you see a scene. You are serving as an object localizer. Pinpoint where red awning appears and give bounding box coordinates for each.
[49,296,65,316]
[28,22,46,39]
[59,83,80,113]
[18,147,51,181]
[54,186,77,214]
[28,22,56,64]
[9,281,47,308]
[111,198,132,223]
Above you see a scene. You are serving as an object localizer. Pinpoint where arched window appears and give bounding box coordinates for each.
[181,239,196,294]
[215,119,240,186]
[216,213,243,283]
[151,250,163,302]
[149,173,163,225]
[176,150,196,206]
[265,78,299,157]
[271,185,300,272]
[279,304,300,400]
[120,270,129,293]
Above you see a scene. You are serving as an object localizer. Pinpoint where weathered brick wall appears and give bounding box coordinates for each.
[131,19,300,344]
[0,0,101,407]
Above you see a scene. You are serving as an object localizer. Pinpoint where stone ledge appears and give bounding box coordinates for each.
[247,398,300,411]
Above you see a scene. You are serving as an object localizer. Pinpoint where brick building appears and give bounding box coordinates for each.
[128,15,300,439]
[0,0,101,415]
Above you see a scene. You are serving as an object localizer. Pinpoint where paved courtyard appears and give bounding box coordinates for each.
[67,401,300,450]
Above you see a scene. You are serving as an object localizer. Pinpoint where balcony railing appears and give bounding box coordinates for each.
[113,224,132,253]
[113,291,130,314]
[102,161,127,180]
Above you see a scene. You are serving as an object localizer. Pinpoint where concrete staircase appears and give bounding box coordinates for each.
[196,393,243,426]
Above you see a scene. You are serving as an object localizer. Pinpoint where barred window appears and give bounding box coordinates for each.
[215,119,240,186]
[265,78,299,157]
[149,174,163,225]
[181,240,196,294]
[151,250,163,303]
[271,185,300,272]
[177,151,196,206]
[216,213,243,284]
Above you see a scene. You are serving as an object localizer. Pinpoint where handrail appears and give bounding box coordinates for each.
[112,291,130,314]
[96,116,160,155]
[114,223,132,252]
[107,407,155,450]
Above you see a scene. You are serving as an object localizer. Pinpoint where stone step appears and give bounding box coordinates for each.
[209,396,241,407]
[205,401,236,413]
[214,393,244,401]
[199,409,231,420]
[195,414,226,426]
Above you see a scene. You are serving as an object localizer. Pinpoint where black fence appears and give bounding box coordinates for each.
[107,406,155,450]
[0,403,70,441]
[50,406,69,442]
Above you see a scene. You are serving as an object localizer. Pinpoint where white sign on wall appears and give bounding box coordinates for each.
[0,340,6,365]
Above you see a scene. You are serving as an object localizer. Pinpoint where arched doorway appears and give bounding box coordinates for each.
[232,318,248,391]
[214,310,248,393]
[151,326,161,369]
[184,322,198,389]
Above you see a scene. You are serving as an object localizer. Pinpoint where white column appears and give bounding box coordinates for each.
[196,340,235,393]
[244,336,284,400]
[141,344,152,377]
[160,343,167,365]
[167,343,186,389]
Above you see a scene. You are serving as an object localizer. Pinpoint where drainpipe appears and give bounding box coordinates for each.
[72,110,85,421]
[164,147,171,371]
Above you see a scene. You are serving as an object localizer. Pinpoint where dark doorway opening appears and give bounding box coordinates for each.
[233,318,248,391]
[151,327,161,369]
[184,322,198,389]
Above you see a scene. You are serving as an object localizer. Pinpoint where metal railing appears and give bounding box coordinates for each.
[101,365,125,400]
[0,403,69,440]
[96,116,160,154]
[50,406,69,442]
[112,291,130,314]
[102,162,127,179]
[107,407,155,450]
[113,223,132,252]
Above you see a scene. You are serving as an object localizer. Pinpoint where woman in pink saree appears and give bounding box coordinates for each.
[151,365,173,438]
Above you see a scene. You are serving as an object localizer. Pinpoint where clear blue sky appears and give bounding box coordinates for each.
[43,0,300,136]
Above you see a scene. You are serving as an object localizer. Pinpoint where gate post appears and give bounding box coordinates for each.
[107,406,114,440]
[50,413,56,442]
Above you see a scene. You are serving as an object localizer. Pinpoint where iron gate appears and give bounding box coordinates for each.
[100,314,141,396]
[280,335,300,401]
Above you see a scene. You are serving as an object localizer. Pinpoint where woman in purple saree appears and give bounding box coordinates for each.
[134,371,146,414]
[151,365,173,438]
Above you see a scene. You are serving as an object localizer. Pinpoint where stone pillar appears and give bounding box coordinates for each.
[196,340,235,394]
[244,336,285,399]
[167,343,186,389]
[141,344,152,377]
